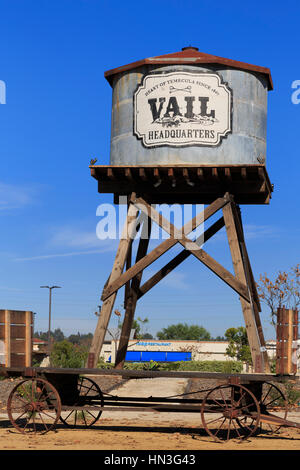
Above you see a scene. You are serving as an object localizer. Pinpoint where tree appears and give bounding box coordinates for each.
[53,328,65,342]
[256,264,300,327]
[133,316,149,339]
[156,323,211,341]
[67,332,93,345]
[225,327,252,364]
[117,313,150,339]
[142,333,154,339]
[34,328,65,342]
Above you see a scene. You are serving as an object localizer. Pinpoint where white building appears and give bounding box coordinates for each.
[101,339,235,363]
[100,337,289,367]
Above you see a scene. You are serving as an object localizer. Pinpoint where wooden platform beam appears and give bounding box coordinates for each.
[90,164,273,205]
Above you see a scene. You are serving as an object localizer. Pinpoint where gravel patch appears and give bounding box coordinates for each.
[184,378,228,400]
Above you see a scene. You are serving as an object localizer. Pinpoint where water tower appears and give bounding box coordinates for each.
[87,47,273,372]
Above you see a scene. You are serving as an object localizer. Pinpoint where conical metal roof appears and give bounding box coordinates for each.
[104,46,273,90]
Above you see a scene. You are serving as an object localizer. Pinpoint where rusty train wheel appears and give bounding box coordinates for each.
[200,384,260,442]
[59,376,104,428]
[7,378,61,434]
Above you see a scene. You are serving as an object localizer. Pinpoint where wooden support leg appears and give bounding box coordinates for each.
[124,244,132,309]
[235,206,262,310]
[124,202,133,310]
[233,205,270,372]
[87,195,139,368]
[222,198,269,372]
[115,212,152,369]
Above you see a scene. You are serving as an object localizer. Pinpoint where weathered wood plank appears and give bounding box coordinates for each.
[7,366,291,383]
[222,200,269,372]
[25,311,32,367]
[139,168,147,181]
[5,310,10,368]
[232,204,262,310]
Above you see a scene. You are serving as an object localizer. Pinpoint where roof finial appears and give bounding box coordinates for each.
[182,46,199,51]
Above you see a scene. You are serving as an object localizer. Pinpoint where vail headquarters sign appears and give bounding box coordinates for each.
[134,72,231,147]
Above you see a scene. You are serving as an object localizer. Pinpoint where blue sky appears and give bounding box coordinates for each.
[0,0,299,340]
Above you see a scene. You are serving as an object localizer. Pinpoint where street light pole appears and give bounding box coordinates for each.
[40,285,61,356]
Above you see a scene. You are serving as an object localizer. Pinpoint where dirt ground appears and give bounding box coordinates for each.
[1,375,300,451]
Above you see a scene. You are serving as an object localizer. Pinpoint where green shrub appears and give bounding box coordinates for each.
[50,340,87,368]
[142,360,160,371]
[97,356,113,369]
[283,382,300,406]
[122,360,243,373]
[176,360,243,373]
[123,362,145,370]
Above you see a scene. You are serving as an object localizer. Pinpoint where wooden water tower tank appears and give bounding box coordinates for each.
[88,47,274,372]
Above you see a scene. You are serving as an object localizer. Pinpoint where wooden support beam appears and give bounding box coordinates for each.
[258,167,264,180]
[230,204,269,371]
[4,310,10,367]
[222,199,268,372]
[101,196,231,301]
[234,205,262,311]
[241,167,247,180]
[276,307,298,375]
[153,168,162,187]
[197,168,204,181]
[25,311,32,367]
[137,217,225,299]
[107,168,115,180]
[168,168,176,187]
[92,164,273,205]
[115,213,152,369]
[225,167,232,182]
[87,195,140,368]
[125,168,134,181]
[139,168,147,181]
[212,168,219,181]
[134,198,250,302]
[124,238,132,309]
[183,168,195,187]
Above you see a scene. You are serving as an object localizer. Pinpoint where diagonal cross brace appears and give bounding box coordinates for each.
[101,194,250,303]
[137,216,225,299]
[134,197,250,302]
[101,195,229,301]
